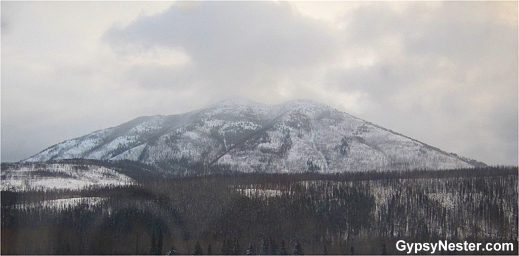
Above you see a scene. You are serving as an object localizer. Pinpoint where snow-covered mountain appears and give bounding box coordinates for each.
[24,98,485,174]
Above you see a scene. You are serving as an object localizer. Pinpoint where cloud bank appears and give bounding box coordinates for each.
[2,1,517,166]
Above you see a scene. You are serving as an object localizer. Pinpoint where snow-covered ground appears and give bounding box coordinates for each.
[237,188,284,198]
[1,163,134,192]
[12,197,107,210]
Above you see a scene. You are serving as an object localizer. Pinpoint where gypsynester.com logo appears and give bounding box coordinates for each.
[396,240,515,254]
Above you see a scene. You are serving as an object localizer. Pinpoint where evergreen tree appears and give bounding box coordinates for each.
[270,238,278,255]
[166,246,178,255]
[277,240,287,255]
[157,228,163,255]
[292,242,303,255]
[233,239,240,255]
[381,243,387,255]
[323,245,328,255]
[350,246,354,255]
[246,244,256,255]
[149,231,157,254]
[221,240,228,255]
[207,245,212,255]
[193,241,203,255]
[260,238,269,255]
[149,227,163,255]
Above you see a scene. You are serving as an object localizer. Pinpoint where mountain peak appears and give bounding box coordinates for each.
[208,97,331,114]
[280,98,330,109]
[210,96,262,107]
[24,99,484,173]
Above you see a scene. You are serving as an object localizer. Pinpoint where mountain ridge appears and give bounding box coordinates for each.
[24,98,486,174]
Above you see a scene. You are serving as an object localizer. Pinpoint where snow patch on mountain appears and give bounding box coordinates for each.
[1,163,134,191]
[111,143,147,161]
[12,197,107,210]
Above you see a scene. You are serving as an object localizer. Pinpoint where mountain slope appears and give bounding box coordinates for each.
[1,161,135,191]
[24,98,485,174]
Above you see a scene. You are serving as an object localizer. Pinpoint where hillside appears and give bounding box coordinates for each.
[2,167,517,254]
[1,161,135,191]
[24,98,485,175]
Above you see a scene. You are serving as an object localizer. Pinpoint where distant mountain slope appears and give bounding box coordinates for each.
[1,161,135,191]
[24,98,485,175]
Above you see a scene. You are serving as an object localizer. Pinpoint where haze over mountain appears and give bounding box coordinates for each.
[24,98,485,175]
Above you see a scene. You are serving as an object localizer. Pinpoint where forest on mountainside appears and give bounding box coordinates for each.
[2,166,517,255]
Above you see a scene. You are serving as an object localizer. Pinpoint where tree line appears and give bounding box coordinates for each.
[2,166,517,254]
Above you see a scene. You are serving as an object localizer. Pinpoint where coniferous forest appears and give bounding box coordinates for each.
[2,164,518,255]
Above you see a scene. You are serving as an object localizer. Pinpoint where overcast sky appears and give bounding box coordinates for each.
[2,1,517,166]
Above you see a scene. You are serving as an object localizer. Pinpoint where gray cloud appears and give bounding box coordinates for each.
[325,1,517,165]
[104,1,340,95]
[107,2,338,65]
[2,1,517,166]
